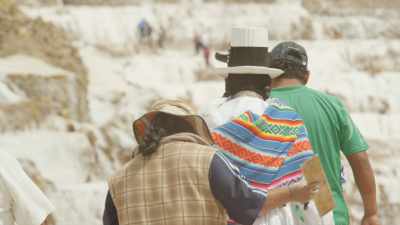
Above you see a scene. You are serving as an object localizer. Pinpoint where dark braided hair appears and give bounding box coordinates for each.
[138,114,196,156]
[223,74,272,100]
[138,117,167,156]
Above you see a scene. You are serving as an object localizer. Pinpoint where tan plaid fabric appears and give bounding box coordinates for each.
[108,133,227,225]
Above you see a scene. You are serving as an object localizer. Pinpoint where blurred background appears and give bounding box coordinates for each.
[0,0,399,224]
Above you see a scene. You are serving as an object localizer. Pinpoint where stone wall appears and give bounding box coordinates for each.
[0,0,89,121]
[0,97,50,132]
[303,0,400,14]
[344,138,400,224]
[1,73,84,130]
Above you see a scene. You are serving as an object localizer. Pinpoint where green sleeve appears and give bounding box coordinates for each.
[336,99,369,155]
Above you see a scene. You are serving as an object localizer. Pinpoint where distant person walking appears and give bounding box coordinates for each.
[193,32,211,67]
[193,32,204,54]
[157,26,167,48]
[137,18,153,42]
[269,41,381,225]
[203,45,210,67]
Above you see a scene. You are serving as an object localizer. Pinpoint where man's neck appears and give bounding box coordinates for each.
[271,78,304,89]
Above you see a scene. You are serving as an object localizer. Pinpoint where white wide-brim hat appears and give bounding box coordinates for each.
[212,27,284,79]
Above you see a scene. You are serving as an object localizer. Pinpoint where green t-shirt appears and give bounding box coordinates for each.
[271,85,368,225]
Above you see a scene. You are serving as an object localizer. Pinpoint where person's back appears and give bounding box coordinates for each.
[269,41,380,225]
[108,132,226,225]
[211,96,314,188]
[104,99,322,225]
[271,85,367,225]
[203,28,332,225]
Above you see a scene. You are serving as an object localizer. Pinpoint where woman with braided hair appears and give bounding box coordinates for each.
[103,99,319,225]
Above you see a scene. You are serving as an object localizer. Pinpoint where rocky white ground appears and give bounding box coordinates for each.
[0,1,399,225]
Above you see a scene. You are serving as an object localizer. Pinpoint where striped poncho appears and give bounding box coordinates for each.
[212,98,314,192]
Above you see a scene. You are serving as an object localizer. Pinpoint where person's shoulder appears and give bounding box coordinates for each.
[200,97,227,115]
[181,140,215,149]
[305,87,334,98]
[305,87,344,106]
[302,86,328,97]
[166,138,217,157]
[109,155,143,181]
[200,97,231,129]
[191,142,218,158]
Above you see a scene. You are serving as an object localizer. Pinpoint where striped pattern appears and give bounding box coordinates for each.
[212,98,314,191]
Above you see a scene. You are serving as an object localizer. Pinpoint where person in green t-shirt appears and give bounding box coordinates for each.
[269,41,381,225]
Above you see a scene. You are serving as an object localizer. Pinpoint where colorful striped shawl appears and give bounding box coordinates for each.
[212,98,314,191]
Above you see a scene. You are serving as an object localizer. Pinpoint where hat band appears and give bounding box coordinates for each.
[228,47,269,67]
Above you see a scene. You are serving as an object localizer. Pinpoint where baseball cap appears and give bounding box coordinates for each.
[270,41,308,71]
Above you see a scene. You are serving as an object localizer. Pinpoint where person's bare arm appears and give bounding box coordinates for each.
[346,151,381,225]
[209,152,320,225]
[259,186,291,215]
[260,182,319,215]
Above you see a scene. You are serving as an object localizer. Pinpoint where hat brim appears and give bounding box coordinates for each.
[133,111,214,147]
[215,52,229,62]
[211,66,284,79]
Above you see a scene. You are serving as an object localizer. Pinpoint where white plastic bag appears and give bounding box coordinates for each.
[290,201,335,225]
[252,201,335,225]
[253,205,294,225]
